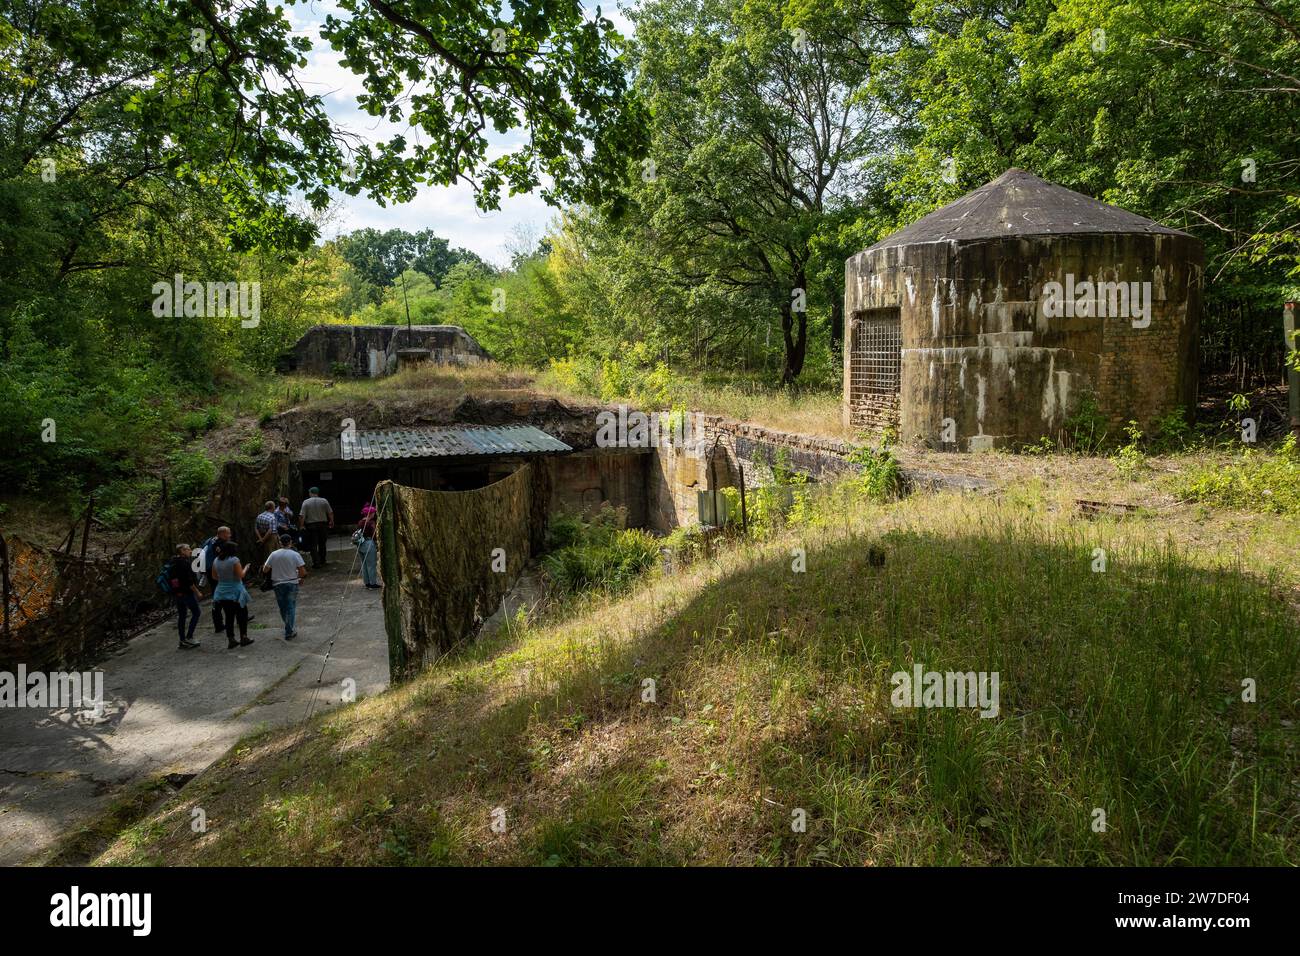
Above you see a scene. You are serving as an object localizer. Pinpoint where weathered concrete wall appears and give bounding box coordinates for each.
[844,233,1202,448]
[648,442,712,530]
[282,325,489,378]
[547,449,650,528]
[640,416,864,530]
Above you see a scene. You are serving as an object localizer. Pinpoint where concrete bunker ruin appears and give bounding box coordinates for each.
[843,168,1203,449]
[281,324,489,378]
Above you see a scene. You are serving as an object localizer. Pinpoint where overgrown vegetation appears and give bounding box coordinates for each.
[9,0,1300,524]
[94,485,1300,866]
[542,509,661,596]
[1171,435,1300,515]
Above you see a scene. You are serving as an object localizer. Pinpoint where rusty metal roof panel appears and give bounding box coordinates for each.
[340,425,571,461]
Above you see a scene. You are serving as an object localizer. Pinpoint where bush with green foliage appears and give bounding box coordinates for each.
[167,448,217,505]
[1153,407,1193,451]
[741,449,810,539]
[1112,421,1147,480]
[847,439,903,502]
[1064,395,1108,454]
[1171,435,1300,514]
[542,509,661,595]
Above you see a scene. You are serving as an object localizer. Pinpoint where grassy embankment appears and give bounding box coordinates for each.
[96,473,1299,866]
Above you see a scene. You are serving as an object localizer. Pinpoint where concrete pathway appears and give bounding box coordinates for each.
[0,539,389,865]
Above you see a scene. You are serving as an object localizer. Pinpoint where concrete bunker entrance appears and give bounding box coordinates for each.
[292,425,575,527]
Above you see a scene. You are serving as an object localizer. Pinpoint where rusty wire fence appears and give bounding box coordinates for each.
[1,452,290,670]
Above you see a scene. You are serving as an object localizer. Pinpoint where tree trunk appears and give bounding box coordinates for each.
[780,289,808,386]
[830,296,844,357]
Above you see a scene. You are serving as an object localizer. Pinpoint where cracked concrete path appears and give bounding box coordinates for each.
[0,541,389,865]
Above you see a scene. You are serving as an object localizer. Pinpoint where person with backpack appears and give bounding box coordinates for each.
[355,502,380,589]
[163,544,203,650]
[211,540,254,649]
[197,526,258,630]
[198,526,233,630]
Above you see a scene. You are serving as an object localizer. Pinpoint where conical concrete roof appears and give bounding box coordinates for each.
[869,168,1188,250]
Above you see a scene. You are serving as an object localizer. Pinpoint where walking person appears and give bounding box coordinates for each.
[168,544,203,650]
[200,526,234,634]
[253,500,279,583]
[263,534,307,640]
[356,502,380,589]
[211,540,254,649]
[274,496,299,549]
[299,487,334,569]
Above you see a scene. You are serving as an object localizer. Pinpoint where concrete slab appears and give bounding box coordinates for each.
[0,549,389,866]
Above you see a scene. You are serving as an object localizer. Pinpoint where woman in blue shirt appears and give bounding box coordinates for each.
[212,541,254,649]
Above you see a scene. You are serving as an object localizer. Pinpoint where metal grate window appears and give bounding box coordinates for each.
[850,309,901,397]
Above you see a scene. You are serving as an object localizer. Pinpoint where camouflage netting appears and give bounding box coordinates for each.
[0,452,290,669]
[376,465,547,682]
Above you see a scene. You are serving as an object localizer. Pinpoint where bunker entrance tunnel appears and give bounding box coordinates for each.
[292,425,576,529]
[287,417,841,681]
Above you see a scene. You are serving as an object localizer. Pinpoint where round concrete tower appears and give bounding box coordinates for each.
[843,169,1202,450]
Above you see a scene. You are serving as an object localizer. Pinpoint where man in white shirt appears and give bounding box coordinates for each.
[262,534,307,640]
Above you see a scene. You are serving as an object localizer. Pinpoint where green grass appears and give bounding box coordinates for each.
[1169,439,1300,515]
[93,483,1299,867]
[535,362,853,440]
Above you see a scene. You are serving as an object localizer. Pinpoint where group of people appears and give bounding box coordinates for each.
[162,488,380,651]
[254,487,336,571]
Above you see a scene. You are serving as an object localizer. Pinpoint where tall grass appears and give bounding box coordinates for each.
[96,489,1299,866]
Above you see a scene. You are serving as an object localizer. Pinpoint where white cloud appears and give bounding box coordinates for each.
[286,0,631,263]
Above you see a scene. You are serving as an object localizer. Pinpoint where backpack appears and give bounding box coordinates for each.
[156,561,176,596]
[195,536,216,586]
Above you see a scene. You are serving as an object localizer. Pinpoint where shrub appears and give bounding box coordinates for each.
[240,431,265,459]
[1153,407,1192,451]
[547,354,602,396]
[663,524,712,564]
[544,512,586,551]
[541,509,660,595]
[167,448,216,504]
[1170,438,1300,514]
[1064,394,1108,453]
[1112,421,1146,480]
[180,410,210,437]
[847,439,902,502]
[598,345,679,409]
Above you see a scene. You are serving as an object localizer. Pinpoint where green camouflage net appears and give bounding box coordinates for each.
[376,465,543,682]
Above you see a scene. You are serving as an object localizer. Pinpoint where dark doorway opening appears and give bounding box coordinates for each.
[297,461,523,528]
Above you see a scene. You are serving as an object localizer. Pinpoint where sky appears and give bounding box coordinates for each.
[287,0,635,268]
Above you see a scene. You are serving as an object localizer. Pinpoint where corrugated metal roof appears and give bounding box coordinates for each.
[340,425,571,461]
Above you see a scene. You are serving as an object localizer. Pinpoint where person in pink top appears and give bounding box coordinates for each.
[356,502,380,589]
